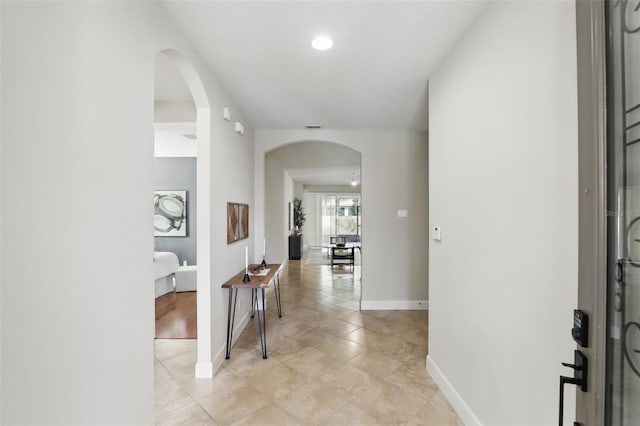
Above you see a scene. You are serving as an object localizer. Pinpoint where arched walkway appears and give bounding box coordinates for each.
[263,140,362,265]
[155,49,214,378]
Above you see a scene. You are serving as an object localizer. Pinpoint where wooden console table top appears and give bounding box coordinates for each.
[221,263,282,289]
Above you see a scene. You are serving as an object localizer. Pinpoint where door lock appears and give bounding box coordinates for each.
[572,309,589,347]
[559,350,588,426]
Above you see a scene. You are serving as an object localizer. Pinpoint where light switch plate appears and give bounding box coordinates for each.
[397,209,408,218]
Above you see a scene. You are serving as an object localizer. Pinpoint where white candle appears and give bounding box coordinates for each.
[245,246,248,273]
[263,238,266,257]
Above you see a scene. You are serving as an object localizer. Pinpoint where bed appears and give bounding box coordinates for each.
[154,251,179,298]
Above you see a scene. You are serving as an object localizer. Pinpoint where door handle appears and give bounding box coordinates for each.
[558,350,588,426]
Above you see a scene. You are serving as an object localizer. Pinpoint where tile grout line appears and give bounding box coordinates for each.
[155,253,456,425]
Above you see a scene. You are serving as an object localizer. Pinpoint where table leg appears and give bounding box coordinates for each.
[253,288,262,350]
[351,249,354,271]
[256,288,268,359]
[225,288,238,359]
[275,274,282,318]
[251,288,255,318]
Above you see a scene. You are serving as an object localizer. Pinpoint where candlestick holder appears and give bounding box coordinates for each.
[261,257,267,268]
[243,272,251,282]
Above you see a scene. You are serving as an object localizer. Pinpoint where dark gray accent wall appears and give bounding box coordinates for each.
[154,157,197,265]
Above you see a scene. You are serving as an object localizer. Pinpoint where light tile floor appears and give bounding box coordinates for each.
[155,249,462,425]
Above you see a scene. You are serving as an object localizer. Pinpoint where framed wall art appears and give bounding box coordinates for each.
[227,202,249,244]
[154,190,187,237]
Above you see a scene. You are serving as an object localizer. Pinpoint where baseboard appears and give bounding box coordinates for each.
[210,346,226,378]
[426,355,483,426]
[360,300,428,310]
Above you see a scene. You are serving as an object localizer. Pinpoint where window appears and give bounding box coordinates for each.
[320,194,361,245]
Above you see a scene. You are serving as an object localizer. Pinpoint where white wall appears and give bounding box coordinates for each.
[427,2,578,425]
[293,181,304,200]
[209,104,255,375]
[303,192,320,247]
[2,4,158,423]
[285,172,294,241]
[264,155,293,263]
[0,2,254,423]
[0,2,3,419]
[154,100,196,122]
[255,131,429,308]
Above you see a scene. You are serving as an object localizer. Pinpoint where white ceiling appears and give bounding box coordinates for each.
[267,141,361,186]
[160,1,487,131]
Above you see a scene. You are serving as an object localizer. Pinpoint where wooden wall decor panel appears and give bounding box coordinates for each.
[227,202,249,244]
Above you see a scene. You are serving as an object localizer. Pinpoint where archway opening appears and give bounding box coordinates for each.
[153,49,213,378]
[264,140,363,302]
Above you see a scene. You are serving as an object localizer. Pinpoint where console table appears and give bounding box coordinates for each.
[221,263,282,359]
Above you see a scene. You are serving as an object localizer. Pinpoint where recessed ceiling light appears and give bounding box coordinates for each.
[311,36,333,51]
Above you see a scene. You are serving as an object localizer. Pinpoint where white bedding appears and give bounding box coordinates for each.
[154,251,179,298]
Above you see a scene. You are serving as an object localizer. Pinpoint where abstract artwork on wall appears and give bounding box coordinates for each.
[227,202,249,244]
[154,190,187,237]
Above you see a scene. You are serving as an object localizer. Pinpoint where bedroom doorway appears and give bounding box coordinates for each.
[153,50,213,376]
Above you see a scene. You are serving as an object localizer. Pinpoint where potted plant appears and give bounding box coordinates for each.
[293,197,305,235]
[289,198,305,259]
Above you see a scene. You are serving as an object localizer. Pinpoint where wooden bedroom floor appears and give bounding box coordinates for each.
[155,291,197,339]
